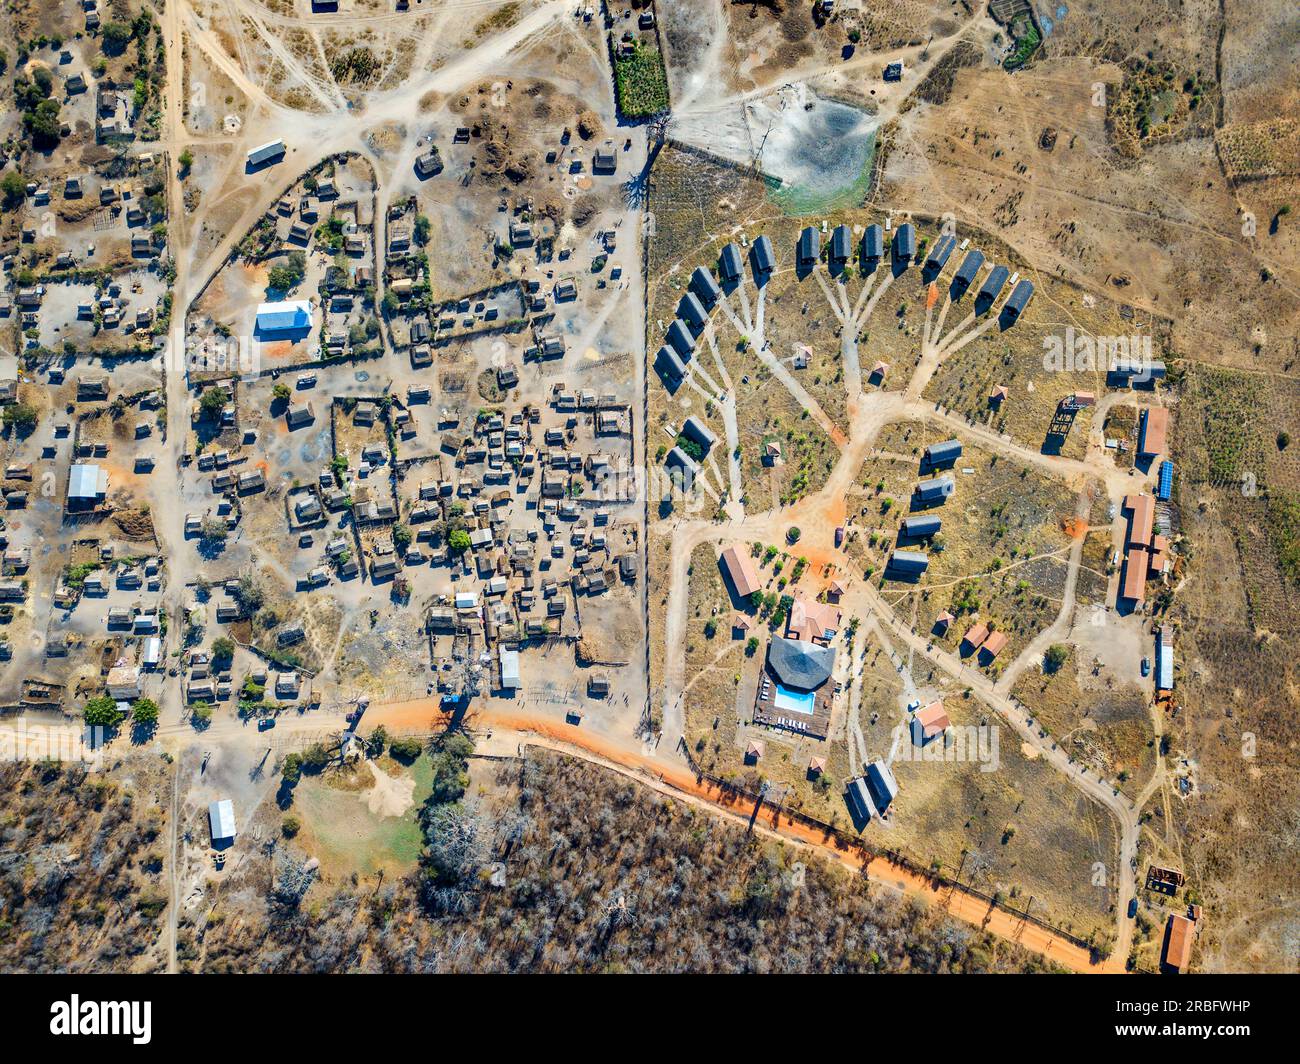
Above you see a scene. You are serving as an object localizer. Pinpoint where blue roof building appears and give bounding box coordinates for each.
[978,265,1009,303]
[830,224,851,262]
[797,226,820,265]
[925,233,955,270]
[953,249,984,289]
[915,474,955,504]
[255,300,312,333]
[1157,460,1174,501]
[678,291,708,330]
[1003,279,1034,319]
[655,345,687,381]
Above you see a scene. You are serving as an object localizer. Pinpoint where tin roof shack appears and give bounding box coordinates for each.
[67,463,108,511]
[247,139,286,168]
[208,799,237,845]
[887,549,929,578]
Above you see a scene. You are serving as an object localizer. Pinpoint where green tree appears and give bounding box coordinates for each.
[1044,644,1070,672]
[211,636,235,661]
[199,386,229,417]
[84,695,124,729]
[1,169,25,209]
[131,697,160,727]
[2,403,38,433]
[448,529,471,553]
[272,382,292,402]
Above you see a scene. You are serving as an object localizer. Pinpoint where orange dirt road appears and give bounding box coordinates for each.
[368,697,1122,974]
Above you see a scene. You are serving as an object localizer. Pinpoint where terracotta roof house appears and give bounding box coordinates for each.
[719,545,761,599]
[981,630,1009,659]
[1138,405,1169,459]
[745,740,765,764]
[1162,914,1195,974]
[962,621,990,650]
[912,700,951,746]
[786,593,841,643]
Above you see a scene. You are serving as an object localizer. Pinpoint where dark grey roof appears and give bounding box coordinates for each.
[666,319,694,358]
[681,416,717,452]
[889,549,929,572]
[830,224,851,261]
[798,226,819,264]
[767,635,835,691]
[916,474,954,500]
[979,265,1009,301]
[655,345,686,380]
[924,438,962,464]
[900,516,942,537]
[954,249,984,286]
[691,266,721,304]
[893,223,916,259]
[1004,279,1034,316]
[678,291,708,329]
[719,243,743,281]
[666,446,699,473]
[926,234,955,270]
[751,235,775,272]
[863,224,883,259]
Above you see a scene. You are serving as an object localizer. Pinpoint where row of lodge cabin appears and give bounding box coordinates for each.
[979,264,1009,303]
[1138,405,1170,460]
[691,265,721,305]
[718,544,761,599]
[925,233,956,271]
[922,438,962,469]
[681,415,717,455]
[953,249,984,291]
[719,243,744,283]
[893,222,916,262]
[900,515,941,538]
[1003,278,1034,321]
[678,290,708,330]
[830,223,851,263]
[888,549,929,576]
[797,225,820,267]
[246,139,286,168]
[863,223,884,261]
[915,473,955,506]
[751,234,775,275]
[1119,491,1171,606]
[961,620,1009,663]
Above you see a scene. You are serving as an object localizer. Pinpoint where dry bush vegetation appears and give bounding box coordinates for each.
[0,757,170,973]
[192,750,1058,972]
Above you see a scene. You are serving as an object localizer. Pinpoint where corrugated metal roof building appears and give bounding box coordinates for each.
[691,265,721,304]
[978,265,1009,302]
[208,799,236,843]
[255,300,312,333]
[751,235,775,273]
[863,224,884,260]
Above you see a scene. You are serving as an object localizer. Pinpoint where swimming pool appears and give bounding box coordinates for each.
[773,683,815,715]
